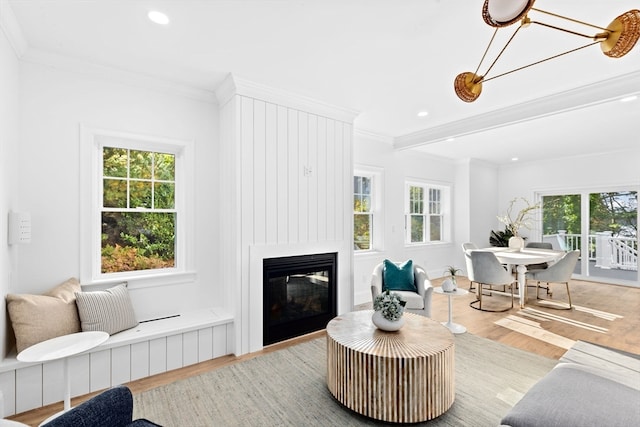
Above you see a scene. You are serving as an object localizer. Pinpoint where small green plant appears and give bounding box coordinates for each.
[373,290,406,321]
[444,265,461,278]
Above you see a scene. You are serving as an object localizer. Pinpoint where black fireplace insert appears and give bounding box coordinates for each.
[263,252,337,346]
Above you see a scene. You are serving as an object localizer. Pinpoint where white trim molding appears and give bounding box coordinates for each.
[395,70,640,150]
[0,0,28,57]
[215,73,360,123]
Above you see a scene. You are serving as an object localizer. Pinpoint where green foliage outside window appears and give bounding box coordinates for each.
[542,192,637,237]
[354,176,372,250]
[101,147,176,273]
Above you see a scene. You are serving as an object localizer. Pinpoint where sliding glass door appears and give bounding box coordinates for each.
[541,189,638,285]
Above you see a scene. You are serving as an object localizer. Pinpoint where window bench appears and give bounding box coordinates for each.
[0,307,234,417]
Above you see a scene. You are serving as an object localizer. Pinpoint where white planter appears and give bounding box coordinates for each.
[372,310,405,332]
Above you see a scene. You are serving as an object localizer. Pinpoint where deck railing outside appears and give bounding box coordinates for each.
[543,231,638,271]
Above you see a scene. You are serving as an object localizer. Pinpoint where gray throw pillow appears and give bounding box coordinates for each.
[75,284,138,335]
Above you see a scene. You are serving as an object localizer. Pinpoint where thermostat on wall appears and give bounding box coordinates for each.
[8,211,31,244]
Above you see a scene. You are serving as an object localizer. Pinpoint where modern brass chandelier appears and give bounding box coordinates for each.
[454,0,640,102]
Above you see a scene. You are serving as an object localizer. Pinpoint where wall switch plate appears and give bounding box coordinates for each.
[8,211,31,244]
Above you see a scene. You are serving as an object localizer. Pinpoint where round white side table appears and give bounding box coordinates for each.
[17,331,109,422]
[434,287,469,334]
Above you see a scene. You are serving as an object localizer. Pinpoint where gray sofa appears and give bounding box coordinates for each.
[501,341,640,427]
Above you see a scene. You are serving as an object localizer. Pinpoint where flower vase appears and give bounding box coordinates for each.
[508,236,525,251]
[372,310,405,332]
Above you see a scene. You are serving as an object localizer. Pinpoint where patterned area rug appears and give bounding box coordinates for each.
[133,332,556,426]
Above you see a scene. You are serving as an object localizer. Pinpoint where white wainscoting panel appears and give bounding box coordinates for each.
[149,337,167,376]
[166,334,183,371]
[111,345,131,387]
[15,364,41,413]
[182,330,199,366]
[131,342,150,381]
[90,350,111,392]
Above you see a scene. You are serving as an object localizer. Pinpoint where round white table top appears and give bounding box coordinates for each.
[480,247,564,265]
[434,286,469,296]
[17,331,109,363]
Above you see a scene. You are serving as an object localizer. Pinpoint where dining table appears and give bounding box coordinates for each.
[477,247,565,308]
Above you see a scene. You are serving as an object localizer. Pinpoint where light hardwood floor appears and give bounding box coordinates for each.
[8,278,640,426]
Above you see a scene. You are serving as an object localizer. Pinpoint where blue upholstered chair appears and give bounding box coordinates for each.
[41,386,160,427]
[370,260,433,318]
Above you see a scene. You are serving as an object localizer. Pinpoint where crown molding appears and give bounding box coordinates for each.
[215,73,360,123]
[19,48,218,104]
[353,128,393,144]
[394,70,640,150]
[0,0,28,57]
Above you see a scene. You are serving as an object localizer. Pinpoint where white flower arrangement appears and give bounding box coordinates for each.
[373,290,407,321]
[497,197,541,237]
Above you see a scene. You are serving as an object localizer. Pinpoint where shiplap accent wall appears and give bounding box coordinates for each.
[217,75,358,355]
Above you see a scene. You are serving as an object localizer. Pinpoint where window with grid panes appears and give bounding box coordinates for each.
[354,175,373,250]
[406,182,446,244]
[101,147,177,273]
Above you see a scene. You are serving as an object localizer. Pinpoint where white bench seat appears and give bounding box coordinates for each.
[0,307,234,416]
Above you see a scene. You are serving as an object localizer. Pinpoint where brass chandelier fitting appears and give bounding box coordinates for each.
[454,0,640,102]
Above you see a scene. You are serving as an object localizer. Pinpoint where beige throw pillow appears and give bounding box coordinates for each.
[75,284,138,335]
[6,278,82,353]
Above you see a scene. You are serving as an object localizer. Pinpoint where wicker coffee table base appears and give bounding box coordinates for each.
[326,311,455,423]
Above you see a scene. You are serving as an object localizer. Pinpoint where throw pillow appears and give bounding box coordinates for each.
[382,259,416,292]
[75,284,138,335]
[6,277,82,353]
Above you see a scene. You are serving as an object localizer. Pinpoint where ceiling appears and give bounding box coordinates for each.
[6,0,640,165]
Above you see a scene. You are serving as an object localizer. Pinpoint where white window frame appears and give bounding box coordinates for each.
[404,180,451,245]
[80,126,195,288]
[354,166,384,253]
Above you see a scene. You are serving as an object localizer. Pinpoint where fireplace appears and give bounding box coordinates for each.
[263,252,337,345]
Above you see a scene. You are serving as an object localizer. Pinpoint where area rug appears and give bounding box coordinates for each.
[133,333,557,426]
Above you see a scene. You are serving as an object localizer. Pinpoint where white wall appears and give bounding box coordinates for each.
[352,132,461,305]
[12,61,220,322]
[0,16,21,358]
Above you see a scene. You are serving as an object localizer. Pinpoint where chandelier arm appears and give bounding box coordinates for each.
[531,8,610,32]
[482,41,600,84]
[530,20,603,40]
[474,28,500,77]
[481,25,524,79]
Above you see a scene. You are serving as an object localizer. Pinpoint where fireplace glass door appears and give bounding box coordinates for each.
[263,253,337,345]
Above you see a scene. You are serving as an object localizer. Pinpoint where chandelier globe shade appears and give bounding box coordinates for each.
[482,0,536,27]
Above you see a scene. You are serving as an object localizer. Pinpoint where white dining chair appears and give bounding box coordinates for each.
[461,242,478,291]
[526,250,580,309]
[470,251,516,312]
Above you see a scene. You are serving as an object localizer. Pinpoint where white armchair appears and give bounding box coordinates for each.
[370,261,433,318]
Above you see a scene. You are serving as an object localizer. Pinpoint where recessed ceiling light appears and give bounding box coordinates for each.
[148,10,170,25]
[417,111,429,117]
[620,95,638,103]
[511,157,519,162]
[446,137,455,142]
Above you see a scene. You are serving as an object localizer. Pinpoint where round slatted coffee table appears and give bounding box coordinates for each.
[326,310,455,423]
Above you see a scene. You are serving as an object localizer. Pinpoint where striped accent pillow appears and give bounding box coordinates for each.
[75,284,138,335]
